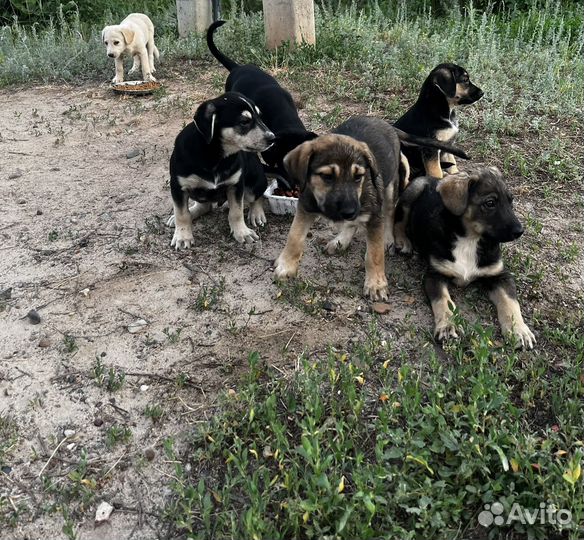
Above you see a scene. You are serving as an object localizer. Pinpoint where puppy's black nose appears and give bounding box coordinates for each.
[511,223,524,239]
[476,89,484,99]
[339,205,359,221]
[108,53,115,58]
[265,131,276,143]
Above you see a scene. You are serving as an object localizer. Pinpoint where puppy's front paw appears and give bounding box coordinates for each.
[508,323,536,350]
[112,75,123,84]
[144,73,157,82]
[274,255,299,280]
[434,321,459,343]
[171,227,194,250]
[248,205,267,228]
[325,238,343,255]
[231,224,259,244]
[363,277,389,302]
[395,237,413,255]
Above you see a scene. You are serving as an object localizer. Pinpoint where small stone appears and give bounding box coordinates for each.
[1,465,11,474]
[126,148,141,159]
[95,501,114,523]
[17,199,26,205]
[372,302,391,315]
[8,170,23,180]
[140,384,149,392]
[38,337,51,348]
[66,443,76,451]
[64,429,75,438]
[36,209,43,215]
[26,309,41,324]
[94,417,104,427]
[127,319,148,334]
[144,447,155,461]
[322,300,335,312]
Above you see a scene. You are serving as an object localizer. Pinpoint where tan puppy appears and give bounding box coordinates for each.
[102,13,159,84]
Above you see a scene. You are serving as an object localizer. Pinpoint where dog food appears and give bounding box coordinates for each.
[273,187,300,198]
[111,81,162,95]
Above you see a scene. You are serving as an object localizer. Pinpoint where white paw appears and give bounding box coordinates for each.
[145,73,156,82]
[231,224,258,244]
[363,279,389,301]
[395,237,413,255]
[112,75,123,84]
[151,66,157,73]
[509,323,536,350]
[274,256,298,280]
[171,227,194,250]
[249,205,267,228]
[435,320,459,342]
[325,238,343,255]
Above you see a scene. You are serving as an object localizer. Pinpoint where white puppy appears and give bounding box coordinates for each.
[102,13,159,84]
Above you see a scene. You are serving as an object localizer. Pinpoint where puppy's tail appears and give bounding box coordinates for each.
[393,127,470,160]
[207,20,239,71]
[153,44,160,60]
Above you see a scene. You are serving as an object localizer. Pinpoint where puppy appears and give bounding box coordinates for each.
[168,92,275,248]
[274,116,402,301]
[102,13,159,83]
[207,20,317,184]
[393,166,535,349]
[394,63,483,179]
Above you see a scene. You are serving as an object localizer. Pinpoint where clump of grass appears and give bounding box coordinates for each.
[192,279,225,311]
[92,357,125,391]
[164,321,584,539]
[105,425,132,448]
[144,403,164,423]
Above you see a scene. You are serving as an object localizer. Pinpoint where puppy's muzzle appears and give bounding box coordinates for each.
[257,131,276,151]
[108,53,115,58]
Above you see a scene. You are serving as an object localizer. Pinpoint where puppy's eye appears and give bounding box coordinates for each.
[240,117,252,126]
[113,41,120,45]
[319,173,334,183]
[104,41,108,45]
[483,199,497,209]
[354,173,364,183]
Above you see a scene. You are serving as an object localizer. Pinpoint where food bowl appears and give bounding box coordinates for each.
[264,180,298,215]
[111,80,162,96]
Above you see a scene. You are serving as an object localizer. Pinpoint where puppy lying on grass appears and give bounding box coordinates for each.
[102,13,159,84]
[394,166,535,349]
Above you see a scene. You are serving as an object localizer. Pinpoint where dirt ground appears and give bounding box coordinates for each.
[1,64,582,540]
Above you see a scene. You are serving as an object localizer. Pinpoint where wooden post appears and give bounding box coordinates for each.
[176,0,212,37]
[262,0,315,49]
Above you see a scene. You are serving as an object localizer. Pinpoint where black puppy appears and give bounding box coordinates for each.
[168,92,275,248]
[394,167,535,349]
[394,63,483,179]
[207,20,317,184]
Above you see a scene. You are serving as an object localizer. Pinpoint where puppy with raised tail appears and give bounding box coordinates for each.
[168,92,275,249]
[102,13,159,83]
[394,166,535,349]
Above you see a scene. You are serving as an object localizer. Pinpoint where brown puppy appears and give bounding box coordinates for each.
[394,166,535,349]
[274,116,402,301]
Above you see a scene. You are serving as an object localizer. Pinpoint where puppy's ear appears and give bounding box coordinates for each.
[358,142,379,183]
[283,140,314,192]
[121,28,135,45]
[193,101,217,144]
[436,173,477,215]
[101,28,106,43]
[433,66,456,98]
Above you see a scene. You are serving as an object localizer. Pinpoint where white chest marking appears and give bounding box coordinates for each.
[178,170,241,191]
[430,235,503,286]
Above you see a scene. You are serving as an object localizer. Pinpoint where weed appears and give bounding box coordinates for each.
[48,230,59,241]
[193,279,225,311]
[92,357,125,391]
[144,403,164,423]
[105,425,132,449]
[163,327,182,344]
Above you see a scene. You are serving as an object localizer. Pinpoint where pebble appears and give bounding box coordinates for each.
[94,417,104,427]
[26,309,41,324]
[38,337,51,348]
[144,447,155,461]
[17,199,26,205]
[95,501,114,523]
[36,209,43,215]
[8,169,23,180]
[127,319,148,333]
[1,465,11,474]
[140,384,149,392]
[126,148,141,159]
[321,300,335,312]
[372,302,391,315]
[64,429,76,438]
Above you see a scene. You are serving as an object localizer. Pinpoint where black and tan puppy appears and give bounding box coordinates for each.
[394,63,483,179]
[207,20,317,184]
[168,92,275,248]
[394,166,535,349]
[274,116,402,301]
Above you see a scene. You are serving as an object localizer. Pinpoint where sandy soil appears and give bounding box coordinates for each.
[0,65,582,540]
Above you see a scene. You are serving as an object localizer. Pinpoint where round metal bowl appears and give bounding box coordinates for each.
[111,80,162,96]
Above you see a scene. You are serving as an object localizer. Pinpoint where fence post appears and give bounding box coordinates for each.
[176,0,213,37]
[262,0,315,49]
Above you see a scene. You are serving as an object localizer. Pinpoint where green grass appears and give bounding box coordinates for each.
[164,320,584,539]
